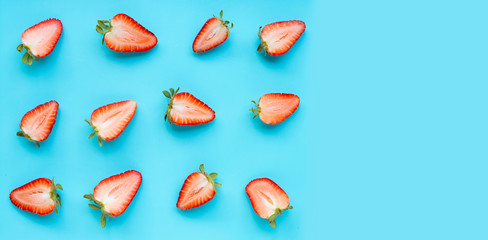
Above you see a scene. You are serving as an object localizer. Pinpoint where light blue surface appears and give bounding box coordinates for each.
[0,0,487,239]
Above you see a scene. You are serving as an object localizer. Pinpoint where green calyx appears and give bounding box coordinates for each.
[84,193,113,228]
[85,119,104,147]
[96,20,113,46]
[199,164,222,193]
[162,87,180,125]
[267,205,293,228]
[214,10,234,30]
[17,43,40,65]
[249,100,261,119]
[50,177,63,215]
[16,124,40,147]
[256,26,268,54]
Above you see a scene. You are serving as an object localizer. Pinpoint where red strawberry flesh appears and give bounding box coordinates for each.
[21,19,62,58]
[193,11,232,53]
[100,14,157,52]
[246,178,292,228]
[18,100,59,143]
[177,164,221,210]
[163,88,215,125]
[251,93,300,125]
[88,100,137,142]
[259,20,305,56]
[10,178,62,215]
[92,170,142,217]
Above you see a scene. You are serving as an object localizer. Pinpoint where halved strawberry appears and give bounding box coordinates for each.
[257,20,305,56]
[10,177,63,215]
[17,100,59,147]
[84,170,142,228]
[17,19,62,65]
[85,100,137,147]
[163,87,215,125]
[193,10,233,53]
[246,178,292,228]
[96,14,157,52]
[250,93,300,125]
[177,164,221,210]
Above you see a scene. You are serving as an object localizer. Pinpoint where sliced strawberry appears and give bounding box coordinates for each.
[163,87,215,125]
[96,14,157,52]
[17,18,63,65]
[193,10,233,53]
[84,170,142,228]
[17,100,59,147]
[177,164,221,210]
[85,100,137,147]
[246,178,292,228]
[10,177,63,215]
[250,93,300,125]
[257,20,305,56]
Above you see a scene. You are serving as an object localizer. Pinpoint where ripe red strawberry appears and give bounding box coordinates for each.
[193,10,233,53]
[84,170,142,228]
[257,20,305,56]
[85,100,137,147]
[163,87,215,125]
[177,164,221,210]
[96,14,157,52]
[17,18,63,65]
[17,100,59,147]
[10,177,63,215]
[250,93,300,125]
[246,178,292,228]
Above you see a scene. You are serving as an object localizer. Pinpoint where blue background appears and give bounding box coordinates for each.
[0,0,487,239]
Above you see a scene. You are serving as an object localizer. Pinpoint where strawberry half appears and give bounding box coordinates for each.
[193,10,233,53]
[17,18,63,65]
[257,20,305,56]
[85,100,137,147]
[96,14,157,52]
[250,93,300,125]
[17,100,59,147]
[10,177,63,215]
[84,170,142,228]
[163,87,215,125]
[177,164,221,210]
[246,178,292,228]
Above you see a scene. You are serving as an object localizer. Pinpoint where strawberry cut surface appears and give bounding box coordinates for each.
[246,178,292,228]
[97,14,157,52]
[10,177,62,215]
[163,88,215,125]
[19,18,63,63]
[85,100,137,146]
[84,170,142,228]
[17,100,59,147]
[257,20,305,56]
[193,10,233,53]
[177,164,221,210]
[250,93,300,125]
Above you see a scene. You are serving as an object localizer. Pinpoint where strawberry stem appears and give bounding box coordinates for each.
[249,100,261,119]
[268,205,293,228]
[257,27,268,54]
[84,193,113,228]
[163,87,180,125]
[17,126,40,147]
[199,164,221,194]
[85,119,103,147]
[96,20,113,46]
[17,44,39,65]
[50,177,63,215]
